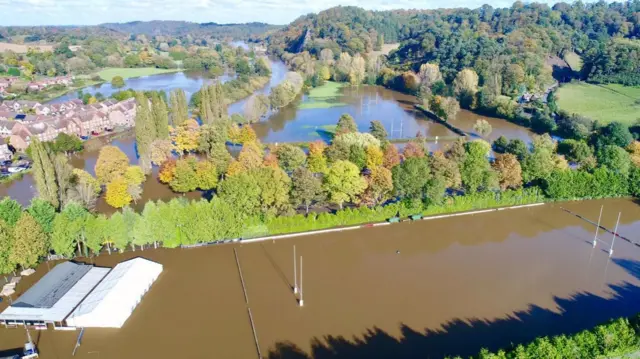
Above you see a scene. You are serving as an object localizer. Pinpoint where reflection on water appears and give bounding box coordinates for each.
[253,86,457,143]
[49,71,233,104]
[1,199,640,358]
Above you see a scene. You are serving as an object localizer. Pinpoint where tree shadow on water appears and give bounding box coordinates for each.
[269,260,640,359]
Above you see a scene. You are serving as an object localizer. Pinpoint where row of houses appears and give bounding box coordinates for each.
[0,75,73,95]
[0,98,136,152]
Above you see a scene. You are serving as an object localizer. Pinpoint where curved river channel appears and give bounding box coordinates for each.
[0,48,535,211]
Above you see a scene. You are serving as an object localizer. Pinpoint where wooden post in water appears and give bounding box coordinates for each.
[298,256,304,307]
[609,212,621,257]
[293,245,298,294]
[593,205,603,248]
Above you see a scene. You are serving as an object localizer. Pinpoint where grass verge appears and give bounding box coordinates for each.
[95,67,180,81]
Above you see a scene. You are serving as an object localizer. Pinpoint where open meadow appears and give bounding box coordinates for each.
[556,82,640,125]
[96,67,180,81]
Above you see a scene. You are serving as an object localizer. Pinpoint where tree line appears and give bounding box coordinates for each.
[8,105,639,273]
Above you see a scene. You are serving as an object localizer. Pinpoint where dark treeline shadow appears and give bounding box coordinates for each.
[268,259,640,359]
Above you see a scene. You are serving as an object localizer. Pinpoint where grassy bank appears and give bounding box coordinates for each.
[454,315,640,359]
[260,189,543,237]
[556,82,640,125]
[299,81,347,109]
[95,67,180,81]
[224,75,270,103]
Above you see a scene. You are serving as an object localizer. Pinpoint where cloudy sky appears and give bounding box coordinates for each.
[2,0,555,26]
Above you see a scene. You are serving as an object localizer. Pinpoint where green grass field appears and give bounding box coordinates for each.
[556,82,640,125]
[299,81,347,109]
[95,67,180,81]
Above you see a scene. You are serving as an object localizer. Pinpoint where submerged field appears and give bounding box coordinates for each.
[298,81,346,109]
[556,82,640,125]
[95,67,180,81]
[2,198,640,359]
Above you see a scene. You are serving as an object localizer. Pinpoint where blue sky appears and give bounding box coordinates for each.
[2,0,558,26]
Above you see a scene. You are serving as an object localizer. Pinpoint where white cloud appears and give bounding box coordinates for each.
[0,0,561,26]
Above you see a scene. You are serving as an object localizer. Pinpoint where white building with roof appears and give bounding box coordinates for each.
[66,258,162,328]
[0,262,110,328]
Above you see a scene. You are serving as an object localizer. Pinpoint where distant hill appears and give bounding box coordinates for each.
[100,21,282,39]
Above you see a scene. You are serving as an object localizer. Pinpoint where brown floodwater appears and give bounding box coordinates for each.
[1,198,640,358]
[450,109,536,143]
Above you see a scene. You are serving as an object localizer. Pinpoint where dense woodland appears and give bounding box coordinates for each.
[267,2,640,87]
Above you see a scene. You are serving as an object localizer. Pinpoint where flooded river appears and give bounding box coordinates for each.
[1,54,534,210]
[1,198,640,358]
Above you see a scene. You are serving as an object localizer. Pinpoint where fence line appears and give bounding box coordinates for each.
[234,248,249,305]
[247,308,262,359]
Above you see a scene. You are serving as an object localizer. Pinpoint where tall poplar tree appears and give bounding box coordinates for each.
[152,94,169,139]
[135,92,154,174]
[31,139,60,209]
[170,89,188,127]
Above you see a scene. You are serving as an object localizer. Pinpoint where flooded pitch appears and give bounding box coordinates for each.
[1,198,640,359]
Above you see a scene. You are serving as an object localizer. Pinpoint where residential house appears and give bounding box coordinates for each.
[9,127,30,151]
[46,118,80,138]
[0,112,15,121]
[0,138,13,162]
[108,110,129,128]
[26,122,56,142]
[2,101,21,112]
[0,120,18,137]
[34,104,52,116]
[72,111,110,136]
[16,100,40,112]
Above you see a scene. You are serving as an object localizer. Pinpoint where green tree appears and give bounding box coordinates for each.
[218,172,262,217]
[53,133,83,154]
[0,220,15,274]
[169,89,189,127]
[364,167,394,205]
[254,167,292,215]
[195,160,218,190]
[275,144,306,172]
[31,139,59,208]
[461,140,496,192]
[151,93,170,139]
[307,141,328,173]
[430,151,461,188]
[291,167,324,213]
[134,92,155,173]
[324,160,367,209]
[26,199,56,234]
[336,113,358,135]
[597,145,632,176]
[0,198,22,227]
[11,213,47,268]
[392,157,431,200]
[506,139,529,161]
[593,122,633,149]
[522,135,557,184]
[557,139,594,164]
[170,157,199,193]
[369,121,388,143]
[111,75,125,88]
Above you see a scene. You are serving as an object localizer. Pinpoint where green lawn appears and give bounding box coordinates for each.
[95,67,180,81]
[299,81,347,109]
[556,82,640,125]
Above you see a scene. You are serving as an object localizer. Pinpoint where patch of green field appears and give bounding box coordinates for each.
[299,81,347,109]
[556,82,640,125]
[95,67,180,81]
[563,51,582,72]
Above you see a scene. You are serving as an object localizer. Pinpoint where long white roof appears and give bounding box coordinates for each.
[0,267,110,323]
[66,258,163,328]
